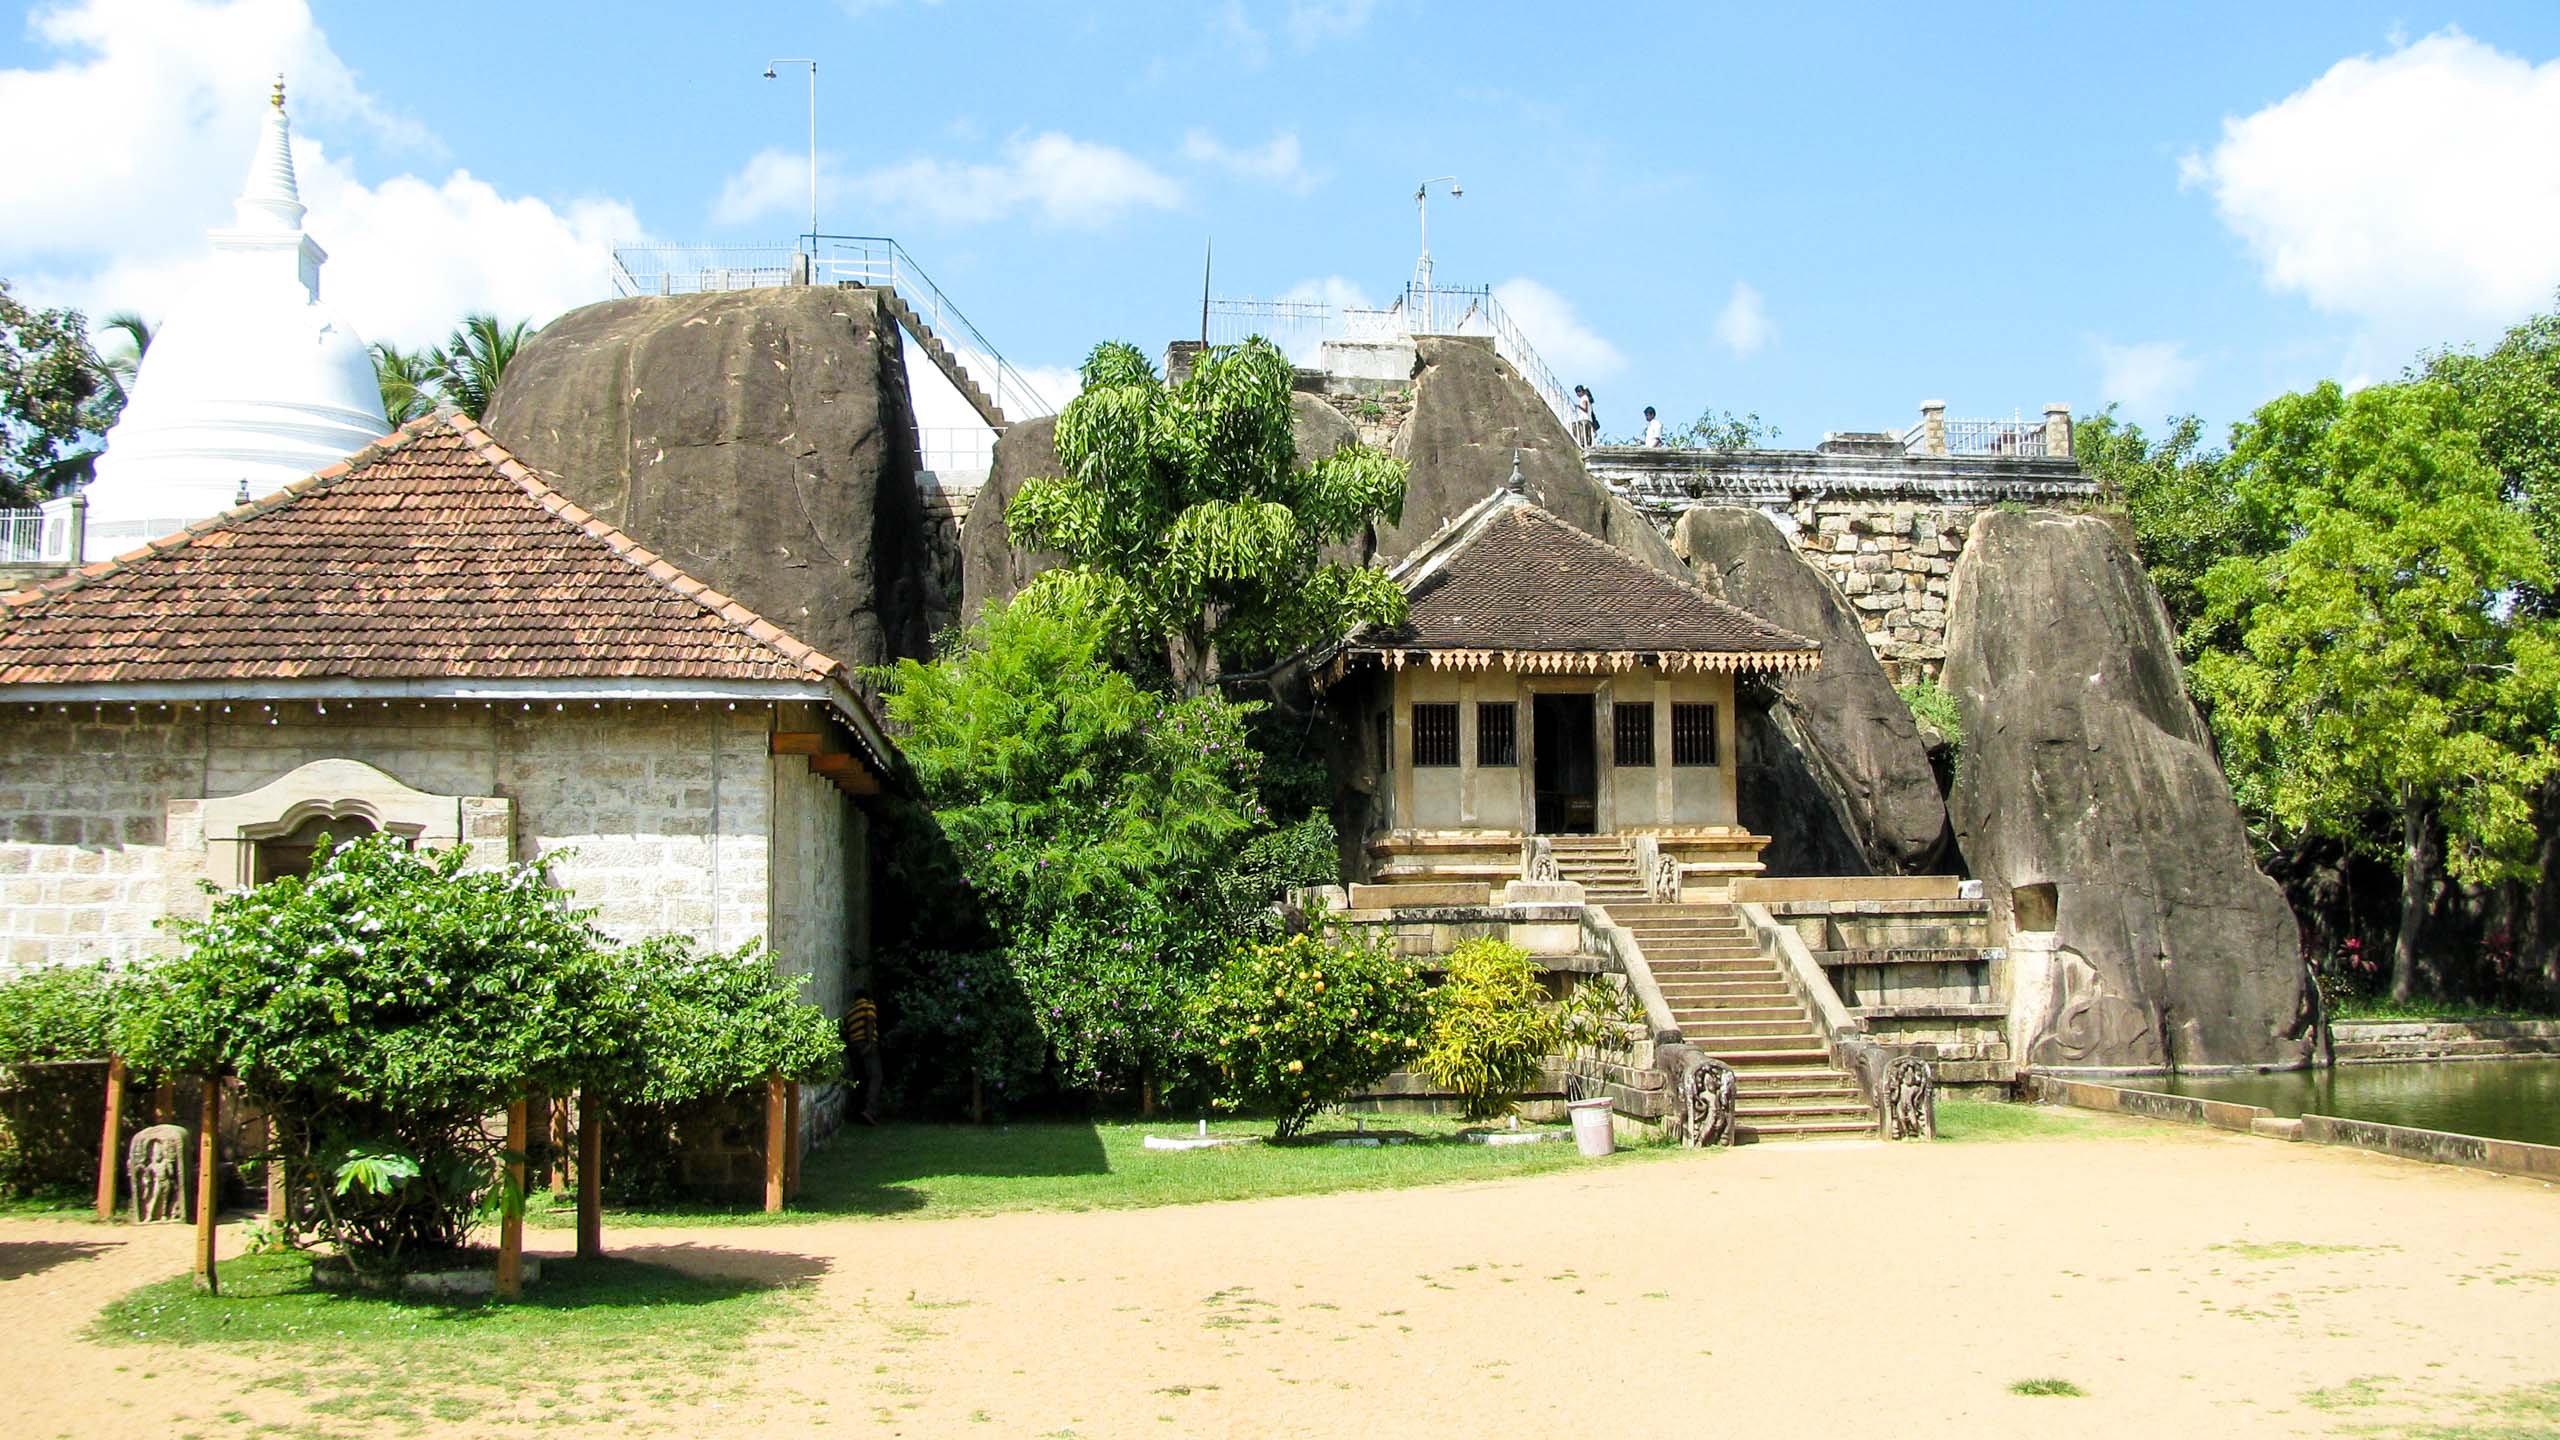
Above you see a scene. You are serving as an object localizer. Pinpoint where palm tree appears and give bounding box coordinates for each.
[372,342,439,429]
[91,311,152,410]
[428,314,533,418]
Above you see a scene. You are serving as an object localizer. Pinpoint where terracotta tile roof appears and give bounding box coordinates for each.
[0,411,849,689]
[1358,500,1818,660]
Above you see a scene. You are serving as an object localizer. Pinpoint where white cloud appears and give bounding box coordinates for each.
[2091,338,2199,416]
[0,0,641,351]
[1491,277,1625,381]
[2183,29,2560,363]
[1181,129,1321,193]
[720,132,1182,231]
[1286,0,1378,49]
[1711,281,1773,358]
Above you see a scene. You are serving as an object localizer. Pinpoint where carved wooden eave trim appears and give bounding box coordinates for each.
[1316,645,1819,690]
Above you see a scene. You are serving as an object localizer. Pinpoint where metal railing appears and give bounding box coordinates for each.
[1907,417,2051,458]
[608,236,1055,421]
[0,507,52,563]
[915,426,994,475]
[1202,280,1576,430]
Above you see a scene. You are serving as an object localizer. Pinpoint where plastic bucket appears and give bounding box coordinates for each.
[1566,1097,1616,1157]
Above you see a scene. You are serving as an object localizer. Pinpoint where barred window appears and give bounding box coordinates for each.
[1612,701,1655,767]
[1672,703,1719,766]
[1477,702,1518,767]
[1412,703,1460,767]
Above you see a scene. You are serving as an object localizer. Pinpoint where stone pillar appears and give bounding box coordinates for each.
[1918,400,1947,458]
[2043,404,2073,459]
[67,491,87,566]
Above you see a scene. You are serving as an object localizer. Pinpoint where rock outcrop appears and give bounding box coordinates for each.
[1944,510,2313,1070]
[958,394,1362,623]
[485,287,943,669]
[1675,506,1950,874]
[1384,336,1680,573]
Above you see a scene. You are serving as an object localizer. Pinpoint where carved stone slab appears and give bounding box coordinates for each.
[127,1123,191,1224]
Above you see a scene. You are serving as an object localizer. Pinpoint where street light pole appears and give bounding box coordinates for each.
[764,58,819,251]
[1413,175,1461,319]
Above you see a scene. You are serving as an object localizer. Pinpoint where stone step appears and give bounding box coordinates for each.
[1636,943,1762,958]
[1709,1048,1835,1067]
[1738,1118,1880,1141]
[1658,1009,1802,1030]
[1658,1004,1804,1024]
[1676,1031,1825,1052]
[1737,1097,1873,1116]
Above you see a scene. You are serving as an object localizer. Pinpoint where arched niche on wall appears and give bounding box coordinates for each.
[192,757,513,889]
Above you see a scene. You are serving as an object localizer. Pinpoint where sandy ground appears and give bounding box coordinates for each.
[6,1115,2559,1439]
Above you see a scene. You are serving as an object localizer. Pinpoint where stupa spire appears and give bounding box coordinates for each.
[234,73,307,234]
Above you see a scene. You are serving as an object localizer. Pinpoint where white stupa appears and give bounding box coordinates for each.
[63,78,385,557]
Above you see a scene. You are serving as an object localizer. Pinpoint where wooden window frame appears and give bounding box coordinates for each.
[1411,702,1461,768]
[1671,702,1719,767]
[1611,700,1656,768]
[1476,701,1517,768]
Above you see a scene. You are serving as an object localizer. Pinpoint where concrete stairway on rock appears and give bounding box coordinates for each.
[1611,896,1879,1141]
[878,291,1008,429]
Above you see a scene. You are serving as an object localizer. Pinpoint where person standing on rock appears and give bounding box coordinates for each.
[1571,385,1598,448]
[1642,406,1664,447]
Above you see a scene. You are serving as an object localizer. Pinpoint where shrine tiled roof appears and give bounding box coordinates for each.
[1352,497,1819,664]
[0,411,850,690]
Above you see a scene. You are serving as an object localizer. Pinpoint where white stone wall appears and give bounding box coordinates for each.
[0,702,865,1002]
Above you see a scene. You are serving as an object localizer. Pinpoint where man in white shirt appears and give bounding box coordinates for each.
[1642,406,1664,447]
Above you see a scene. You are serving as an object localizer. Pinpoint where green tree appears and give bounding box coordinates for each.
[2423,304,2560,613]
[869,593,1277,1103]
[372,341,440,428]
[429,313,533,418]
[2076,407,2272,643]
[2190,380,2560,1001]
[0,278,121,503]
[1006,338,1409,693]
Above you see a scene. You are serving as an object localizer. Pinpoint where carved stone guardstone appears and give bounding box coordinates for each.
[1674,1053,1739,1148]
[128,1123,191,1223]
[1880,1056,1936,1141]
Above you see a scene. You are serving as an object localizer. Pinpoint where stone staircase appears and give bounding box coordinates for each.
[1612,898,1879,1142]
[1547,836,1651,905]
[879,291,1008,428]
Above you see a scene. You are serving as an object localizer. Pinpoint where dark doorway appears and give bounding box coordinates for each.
[252,813,379,885]
[1533,693,1598,834]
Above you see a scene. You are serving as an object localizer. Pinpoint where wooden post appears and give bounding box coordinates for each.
[265,1111,286,1222]
[575,1091,603,1261]
[784,1081,802,1200]
[95,1057,127,1222]
[762,1076,788,1214]
[193,1078,219,1295]
[496,1097,527,1301]
[549,1098,571,1197]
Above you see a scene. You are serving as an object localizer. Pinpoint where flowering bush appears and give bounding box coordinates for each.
[886,947,1047,1117]
[1192,930,1429,1139]
[1416,939,1564,1119]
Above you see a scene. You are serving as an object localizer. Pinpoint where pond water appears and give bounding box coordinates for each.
[2163,1060,2560,1148]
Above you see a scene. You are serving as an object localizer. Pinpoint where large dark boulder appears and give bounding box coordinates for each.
[1945,510,2313,1070]
[1383,336,1681,574]
[1676,506,1951,874]
[958,395,1362,622]
[485,287,942,669]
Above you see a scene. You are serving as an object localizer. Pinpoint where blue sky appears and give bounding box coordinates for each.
[6,1,2559,444]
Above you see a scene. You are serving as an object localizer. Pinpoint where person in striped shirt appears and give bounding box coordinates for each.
[844,994,882,1124]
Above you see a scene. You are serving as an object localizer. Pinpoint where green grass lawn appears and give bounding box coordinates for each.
[2327,994,2560,1023]
[1934,1097,2121,1143]
[533,1112,1672,1229]
[90,1249,804,1435]
[0,1189,97,1220]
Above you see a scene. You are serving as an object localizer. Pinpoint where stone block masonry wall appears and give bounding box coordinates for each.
[0,707,194,970]
[0,701,796,975]
[1770,500,1969,685]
